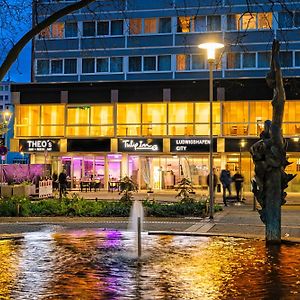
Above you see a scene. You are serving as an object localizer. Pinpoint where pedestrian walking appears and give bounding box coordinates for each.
[220,165,232,206]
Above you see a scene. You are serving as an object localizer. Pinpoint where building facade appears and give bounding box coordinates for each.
[10,0,300,191]
[10,79,300,192]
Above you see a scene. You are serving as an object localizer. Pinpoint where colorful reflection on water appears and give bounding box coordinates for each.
[0,229,299,299]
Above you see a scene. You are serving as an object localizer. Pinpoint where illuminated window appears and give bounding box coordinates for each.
[142,103,167,124]
[90,126,114,137]
[117,104,141,124]
[90,105,113,125]
[52,22,64,38]
[168,103,193,123]
[177,17,192,32]
[144,18,157,33]
[249,101,272,135]
[142,125,166,136]
[67,106,90,125]
[15,105,40,137]
[258,12,272,29]
[39,27,50,38]
[66,126,89,137]
[129,19,142,34]
[176,54,190,71]
[242,13,257,29]
[41,105,65,124]
[195,103,220,123]
[223,102,248,135]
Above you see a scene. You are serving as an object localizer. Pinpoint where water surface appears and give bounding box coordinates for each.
[0,228,299,299]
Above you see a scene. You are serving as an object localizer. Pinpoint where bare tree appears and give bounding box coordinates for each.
[0,0,97,81]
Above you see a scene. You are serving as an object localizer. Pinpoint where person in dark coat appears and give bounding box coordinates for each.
[58,169,67,198]
[52,172,58,190]
[220,165,232,206]
[232,169,244,201]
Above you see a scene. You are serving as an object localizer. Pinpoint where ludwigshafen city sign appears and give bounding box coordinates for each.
[170,138,217,152]
[118,138,163,152]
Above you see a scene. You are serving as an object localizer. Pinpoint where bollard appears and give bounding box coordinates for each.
[253,195,256,211]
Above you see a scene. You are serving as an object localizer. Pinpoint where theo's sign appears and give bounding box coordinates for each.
[118,138,163,152]
[170,138,217,152]
[19,139,60,152]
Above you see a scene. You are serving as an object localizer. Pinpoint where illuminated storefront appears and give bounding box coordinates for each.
[10,80,300,192]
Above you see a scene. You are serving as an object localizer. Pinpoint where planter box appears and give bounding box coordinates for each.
[13,185,36,197]
[1,185,13,197]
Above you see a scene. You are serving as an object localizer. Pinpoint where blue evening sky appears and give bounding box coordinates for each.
[7,44,31,83]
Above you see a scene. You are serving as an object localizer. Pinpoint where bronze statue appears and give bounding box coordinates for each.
[250,40,296,242]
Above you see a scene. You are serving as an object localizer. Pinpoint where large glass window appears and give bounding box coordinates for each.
[223,102,248,135]
[96,58,109,72]
[64,59,77,74]
[117,104,141,124]
[278,12,293,28]
[129,56,142,72]
[142,103,167,124]
[207,15,221,31]
[158,55,171,71]
[176,54,190,71]
[168,102,193,122]
[258,52,271,68]
[227,14,241,30]
[51,60,63,74]
[249,101,272,135]
[82,58,95,73]
[41,105,65,136]
[194,16,206,32]
[110,57,123,72]
[15,105,40,137]
[83,21,95,36]
[177,17,192,32]
[37,60,49,75]
[258,12,272,29]
[296,52,300,66]
[90,105,113,125]
[192,55,205,69]
[227,53,241,69]
[52,22,64,38]
[241,13,257,29]
[67,106,90,125]
[111,20,123,35]
[159,17,171,33]
[65,22,78,37]
[242,53,256,68]
[195,103,220,135]
[129,19,142,34]
[280,52,293,67]
[39,27,50,38]
[144,56,156,71]
[97,21,109,35]
[144,18,157,33]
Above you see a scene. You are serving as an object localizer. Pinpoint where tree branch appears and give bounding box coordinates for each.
[0,0,96,81]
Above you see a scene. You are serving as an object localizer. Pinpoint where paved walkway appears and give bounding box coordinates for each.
[0,194,300,243]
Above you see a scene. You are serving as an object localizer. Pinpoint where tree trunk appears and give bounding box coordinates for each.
[0,0,96,81]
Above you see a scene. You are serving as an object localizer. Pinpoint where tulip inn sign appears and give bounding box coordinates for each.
[20,139,60,152]
[118,138,163,152]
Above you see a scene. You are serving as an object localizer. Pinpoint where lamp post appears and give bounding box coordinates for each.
[239,139,246,173]
[198,42,224,220]
[0,109,12,182]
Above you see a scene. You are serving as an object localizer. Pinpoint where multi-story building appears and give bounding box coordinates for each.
[10,0,300,191]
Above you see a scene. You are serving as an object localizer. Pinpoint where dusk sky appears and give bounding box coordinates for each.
[6,43,31,83]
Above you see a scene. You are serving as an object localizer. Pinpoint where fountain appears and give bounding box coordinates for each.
[128,199,144,258]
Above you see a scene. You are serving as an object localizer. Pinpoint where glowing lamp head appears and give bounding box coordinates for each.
[240,140,246,148]
[198,42,224,61]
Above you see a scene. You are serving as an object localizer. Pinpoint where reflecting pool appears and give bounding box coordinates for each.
[0,229,299,299]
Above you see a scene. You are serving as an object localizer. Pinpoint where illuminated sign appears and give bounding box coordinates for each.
[19,139,60,152]
[118,139,163,152]
[170,138,217,152]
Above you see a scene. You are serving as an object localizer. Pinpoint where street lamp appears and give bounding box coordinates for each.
[199,42,224,220]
